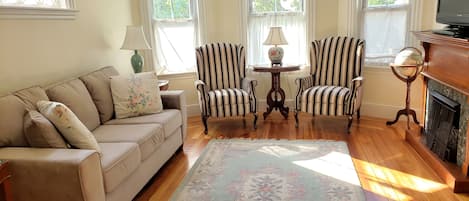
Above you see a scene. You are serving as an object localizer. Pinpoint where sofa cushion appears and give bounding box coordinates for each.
[46,79,100,131]
[0,95,29,147]
[92,124,164,161]
[105,109,181,139]
[23,110,68,148]
[14,86,49,110]
[37,101,102,155]
[80,66,119,123]
[99,142,140,193]
[110,72,163,119]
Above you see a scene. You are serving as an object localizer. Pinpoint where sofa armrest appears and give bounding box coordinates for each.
[0,148,104,201]
[160,90,187,140]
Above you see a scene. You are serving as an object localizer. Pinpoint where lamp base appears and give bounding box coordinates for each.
[268,46,284,65]
[131,50,144,73]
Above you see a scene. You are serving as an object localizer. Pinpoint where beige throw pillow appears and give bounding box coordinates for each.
[37,101,102,155]
[110,72,163,119]
[23,110,68,148]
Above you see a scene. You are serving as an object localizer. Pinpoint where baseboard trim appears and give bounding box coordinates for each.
[360,102,422,121]
[187,101,422,121]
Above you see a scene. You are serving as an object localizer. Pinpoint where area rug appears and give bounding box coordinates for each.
[171,139,365,201]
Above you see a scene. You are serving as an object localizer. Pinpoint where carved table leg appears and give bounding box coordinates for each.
[263,72,289,120]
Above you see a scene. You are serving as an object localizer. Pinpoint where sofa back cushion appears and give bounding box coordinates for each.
[0,95,29,147]
[14,86,49,110]
[47,79,101,131]
[79,66,119,123]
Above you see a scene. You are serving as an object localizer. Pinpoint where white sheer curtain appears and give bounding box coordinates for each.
[248,13,306,66]
[153,20,197,74]
[362,6,408,66]
[0,0,67,8]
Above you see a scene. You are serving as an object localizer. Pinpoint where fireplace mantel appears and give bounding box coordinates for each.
[408,31,469,193]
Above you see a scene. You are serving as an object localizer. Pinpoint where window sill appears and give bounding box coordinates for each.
[157,71,197,80]
[0,6,78,20]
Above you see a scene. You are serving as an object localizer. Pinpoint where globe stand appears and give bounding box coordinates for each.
[386,64,422,129]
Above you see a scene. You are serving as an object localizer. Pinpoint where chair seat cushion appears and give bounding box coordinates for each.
[99,142,141,193]
[104,109,181,139]
[300,86,351,116]
[93,124,164,161]
[208,88,250,117]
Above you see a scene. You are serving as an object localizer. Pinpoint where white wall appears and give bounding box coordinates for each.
[0,0,140,96]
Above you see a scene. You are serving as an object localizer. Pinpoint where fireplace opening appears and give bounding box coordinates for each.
[424,91,461,163]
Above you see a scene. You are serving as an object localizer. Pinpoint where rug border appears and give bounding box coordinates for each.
[170,139,352,200]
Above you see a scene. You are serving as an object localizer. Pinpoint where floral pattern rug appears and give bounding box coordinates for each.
[171,140,365,201]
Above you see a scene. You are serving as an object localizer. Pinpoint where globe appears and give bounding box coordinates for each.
[392,47,424,77]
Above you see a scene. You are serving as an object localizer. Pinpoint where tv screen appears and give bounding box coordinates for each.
[437,0,469,27]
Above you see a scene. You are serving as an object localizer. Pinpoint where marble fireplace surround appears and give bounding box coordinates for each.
[408,31,469,193]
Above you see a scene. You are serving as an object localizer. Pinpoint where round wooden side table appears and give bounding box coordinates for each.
[253,65,300,119]
[158,80,169,91]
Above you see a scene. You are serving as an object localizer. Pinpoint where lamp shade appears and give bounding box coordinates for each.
[121,26,151,50]
[263,27,288,46]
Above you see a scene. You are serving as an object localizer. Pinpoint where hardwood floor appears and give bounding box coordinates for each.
[134,113,469,201]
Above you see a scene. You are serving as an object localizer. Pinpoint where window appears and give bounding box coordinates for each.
[360,0,417,66]
[247,0,307,66]
[0,0,77,19]
[151,0,198,74]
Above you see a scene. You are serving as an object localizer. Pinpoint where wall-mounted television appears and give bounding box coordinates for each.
[435,0,469,37]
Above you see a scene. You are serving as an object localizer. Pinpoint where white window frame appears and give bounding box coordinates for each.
[0,0,78,19]
[346,0,421,68]
[244,0,313,67]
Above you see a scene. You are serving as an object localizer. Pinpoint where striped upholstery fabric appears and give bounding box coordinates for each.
[297,36,365,116]
[208,88,250,117]
[300,86,350,116]
[310,36,364,89]
[196,43,246,91]
[195,43,256,118]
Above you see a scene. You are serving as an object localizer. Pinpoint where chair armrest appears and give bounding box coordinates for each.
[350,76,364,112]
[160,90,187,140]
[194,80,210,117]
[0,148,104,201]
[294,75,315,111]
[295,75,315,92]
[242,77,258,95]
[242,77,258,113]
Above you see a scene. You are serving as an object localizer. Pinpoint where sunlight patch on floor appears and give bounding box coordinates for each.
[293,151,362,186]
[354,158,449,201]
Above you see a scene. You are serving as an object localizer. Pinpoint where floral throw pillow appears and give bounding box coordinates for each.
[37,101,102,155]
[110,72,163,119]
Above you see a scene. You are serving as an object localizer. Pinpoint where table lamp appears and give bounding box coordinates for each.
[263,27,288,66]
[121,26,151,73]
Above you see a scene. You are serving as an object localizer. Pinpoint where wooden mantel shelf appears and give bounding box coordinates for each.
[415,31,469,96]
[414,31,469,49]
[412,31,469,193]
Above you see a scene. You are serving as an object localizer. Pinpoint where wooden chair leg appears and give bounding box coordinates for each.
[253,113,258,129]
[357,108,361,120]
[347,115,353,133]
[294,111,299,128]
[202,115,209,134]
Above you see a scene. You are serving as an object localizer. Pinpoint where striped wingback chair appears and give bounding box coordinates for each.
[195,43,258,134]
[295,36,365,131]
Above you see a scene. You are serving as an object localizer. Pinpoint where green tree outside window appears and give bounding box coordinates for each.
[153,0,191,20]
[251,0,303,14]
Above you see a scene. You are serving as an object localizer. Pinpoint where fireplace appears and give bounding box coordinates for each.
[411,31,469,192]
[424,90,460,163]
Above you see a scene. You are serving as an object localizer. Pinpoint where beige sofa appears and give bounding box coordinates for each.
[0,66,187,201]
